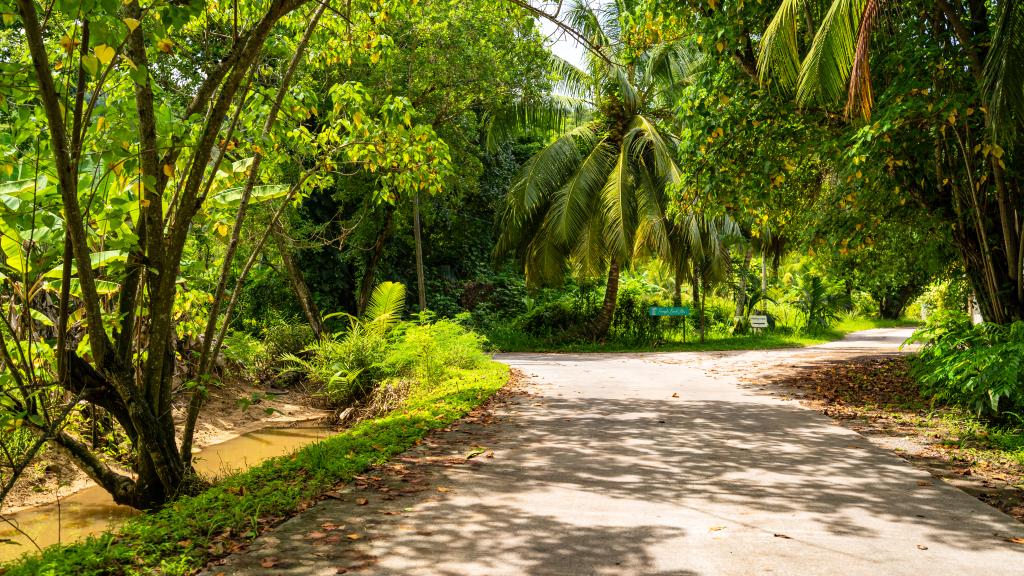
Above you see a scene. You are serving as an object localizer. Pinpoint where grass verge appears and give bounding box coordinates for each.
[3,362,509,576]
[491,317,920,353]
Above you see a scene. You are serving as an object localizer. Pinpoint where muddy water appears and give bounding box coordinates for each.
[0,426,331,563]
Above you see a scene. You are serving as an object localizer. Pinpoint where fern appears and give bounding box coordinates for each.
[912,314,1024,419]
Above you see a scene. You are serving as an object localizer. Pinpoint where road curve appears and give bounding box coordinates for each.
[209,329,1024,575]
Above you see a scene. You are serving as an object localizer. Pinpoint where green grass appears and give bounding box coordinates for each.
[490,316,921,353]
[832,316,921,333]
[4,362,509,576]
[935,412,1024,467]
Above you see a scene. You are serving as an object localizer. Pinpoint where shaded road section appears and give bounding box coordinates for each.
[207,329,1024,575]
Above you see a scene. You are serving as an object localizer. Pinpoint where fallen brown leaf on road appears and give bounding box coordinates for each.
[260,557,278,568]
[347,533,362,540]
[1007,537,1024,544]
[356,497,369,505]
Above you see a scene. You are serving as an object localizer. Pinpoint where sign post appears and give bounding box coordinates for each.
[649,306,692,343]
[749,314,769,333]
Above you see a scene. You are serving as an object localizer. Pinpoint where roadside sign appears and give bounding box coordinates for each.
[649,306,691,317]
[750,315,769,328]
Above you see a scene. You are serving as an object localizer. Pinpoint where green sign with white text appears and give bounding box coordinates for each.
[649,306,691,317]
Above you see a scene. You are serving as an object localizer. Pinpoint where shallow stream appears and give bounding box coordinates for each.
[0,425,331,563]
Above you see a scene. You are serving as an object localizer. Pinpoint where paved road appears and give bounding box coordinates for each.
[209,329,1024,575]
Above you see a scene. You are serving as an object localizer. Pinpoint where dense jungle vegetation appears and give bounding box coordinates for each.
[0,0,1021,569]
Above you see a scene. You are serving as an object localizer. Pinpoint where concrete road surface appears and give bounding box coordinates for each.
[207,329,1024,575]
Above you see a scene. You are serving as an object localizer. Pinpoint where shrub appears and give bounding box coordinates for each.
[911,312,1024,418]
[795,274,843,332]
[916,277,971,317]
[281,283,490,408]
[516,299,590,339]
[387,317,489,386]
[611,287,664,345]
[262,322,316,359]
[283,282,405,406]
[221,330,268,368]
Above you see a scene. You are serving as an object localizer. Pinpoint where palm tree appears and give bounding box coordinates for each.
[492,0,693,339]
[671,212,742,342]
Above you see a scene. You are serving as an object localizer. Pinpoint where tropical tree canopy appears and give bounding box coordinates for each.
[493,0,696,337]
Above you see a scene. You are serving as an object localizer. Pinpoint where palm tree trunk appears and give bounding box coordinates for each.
[691,260,703,343]
[591,259,620,340]
[760,250,767,294]
[673,267,683,307]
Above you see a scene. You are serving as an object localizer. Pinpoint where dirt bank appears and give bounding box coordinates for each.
[2,379,329,515]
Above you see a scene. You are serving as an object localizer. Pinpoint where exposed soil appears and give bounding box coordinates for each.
[2,378,328,515]
[758,356,1024,523]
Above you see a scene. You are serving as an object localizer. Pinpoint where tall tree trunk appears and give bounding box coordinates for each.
[735,246,753,317]
[413,193,427,312]
[673,266,683,307]
[691,260,704,343]
[591,259,620,340]
[358,204,395,316]
[701,278,708,343]
[952,207,1024,324]
[760,250,767,294]
[273,220,324,338]
[15,0,314,511]
[182,4,326,463]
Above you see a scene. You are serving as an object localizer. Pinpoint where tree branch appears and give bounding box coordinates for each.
[15,0,114,363]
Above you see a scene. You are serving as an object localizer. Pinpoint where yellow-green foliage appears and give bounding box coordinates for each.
[388,319,490,387]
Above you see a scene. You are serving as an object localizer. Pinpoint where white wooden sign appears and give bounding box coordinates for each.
[749,315,769,329]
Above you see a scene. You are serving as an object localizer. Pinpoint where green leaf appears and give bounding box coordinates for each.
[208,185,289,209]
[29,308,53,327]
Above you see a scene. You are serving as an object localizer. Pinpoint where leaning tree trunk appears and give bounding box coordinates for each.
[358,204,395,316]
[14,0,314,510]
[413,192,427,312]
[273,220,324,338]
[591,259,620,340]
